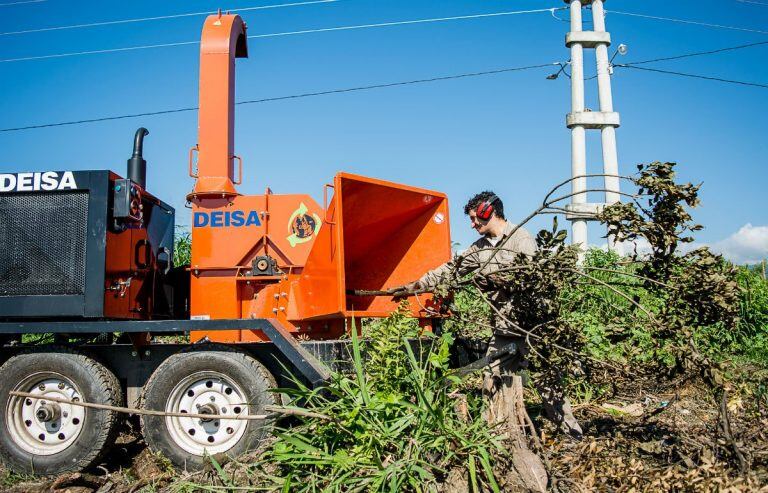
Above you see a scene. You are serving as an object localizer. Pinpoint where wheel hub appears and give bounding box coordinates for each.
[165,372,249,456]
[6,374,86,455]
[197,403,218,422]
[35,403,61,423]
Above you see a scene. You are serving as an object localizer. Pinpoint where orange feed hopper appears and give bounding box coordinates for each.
[287,172,451,320]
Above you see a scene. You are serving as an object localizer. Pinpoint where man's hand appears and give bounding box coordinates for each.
[390,281,424,297]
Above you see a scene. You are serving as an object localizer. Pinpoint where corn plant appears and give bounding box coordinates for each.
[173,226,192,267]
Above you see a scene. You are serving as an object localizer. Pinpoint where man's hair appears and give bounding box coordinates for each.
[464,190,505,220]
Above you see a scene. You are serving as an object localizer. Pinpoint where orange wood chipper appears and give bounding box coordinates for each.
[0,13,451,473]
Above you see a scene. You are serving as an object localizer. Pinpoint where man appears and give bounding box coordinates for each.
[401,191,582,436]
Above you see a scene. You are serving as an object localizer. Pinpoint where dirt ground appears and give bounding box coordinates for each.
[543,374,768,492]
[2,375,766,493]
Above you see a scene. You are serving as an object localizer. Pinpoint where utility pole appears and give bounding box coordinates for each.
[564,0,623,256]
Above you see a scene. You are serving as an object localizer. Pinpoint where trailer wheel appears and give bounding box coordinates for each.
[140,346,277,469]
[0,347,122,475]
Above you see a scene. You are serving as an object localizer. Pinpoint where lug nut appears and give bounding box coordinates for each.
[38,384,45,391]
[58,383,65,390]
[226,427,234,435]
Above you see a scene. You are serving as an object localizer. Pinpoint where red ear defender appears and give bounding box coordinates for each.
[475,194,498,220]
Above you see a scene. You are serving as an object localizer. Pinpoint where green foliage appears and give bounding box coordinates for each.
[492,217,585,386]
[443,287,492,340]
[601,161,704,266]
[362,305,421,397]
[697,263,768,366]
[173,226,191,267]
[561,249,768,369]
[597,162,742,383]
[262,314,500,492]
[604,163,741,334]
[737,265,768,339]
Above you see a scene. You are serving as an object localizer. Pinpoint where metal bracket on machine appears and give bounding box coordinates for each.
[0,318,332,388]
[260,318,331,388]
[251,255,282,276]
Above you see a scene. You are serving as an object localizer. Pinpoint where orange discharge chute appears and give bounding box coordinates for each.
[187,14,452,343]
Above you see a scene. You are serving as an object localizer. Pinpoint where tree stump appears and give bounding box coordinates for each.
[484,373,548,493]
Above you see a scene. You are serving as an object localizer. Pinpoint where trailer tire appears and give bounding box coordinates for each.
[0,347,123,475]
[140,345,277,470]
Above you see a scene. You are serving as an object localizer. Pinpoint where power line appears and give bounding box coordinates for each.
[0,0,338,37]
[582,40,768,79]
[0,7,564,63]
[0,0,45,5]
[616,64,768,89]
[0,40,201,63]
[735,0,768,6]
[607,10,768,35]
[237,63,557,102]
[247,7,562,39]
[625,40,768,65]
[0,62,557,132]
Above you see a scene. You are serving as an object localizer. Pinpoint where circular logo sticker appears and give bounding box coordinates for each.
[287,202,322,247]
[433,212,445,224]
[291,214,317,239]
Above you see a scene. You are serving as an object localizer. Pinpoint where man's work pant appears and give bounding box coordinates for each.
[484,332,582,436]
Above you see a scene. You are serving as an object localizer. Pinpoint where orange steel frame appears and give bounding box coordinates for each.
[188,13,451,343]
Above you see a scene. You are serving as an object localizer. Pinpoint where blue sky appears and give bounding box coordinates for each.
[1,0,766,261]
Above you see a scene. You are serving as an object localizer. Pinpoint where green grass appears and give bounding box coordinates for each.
[0,469,37,488]
[257,315,502,492]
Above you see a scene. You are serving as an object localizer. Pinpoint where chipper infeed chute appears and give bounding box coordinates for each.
[285,172,452,321]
